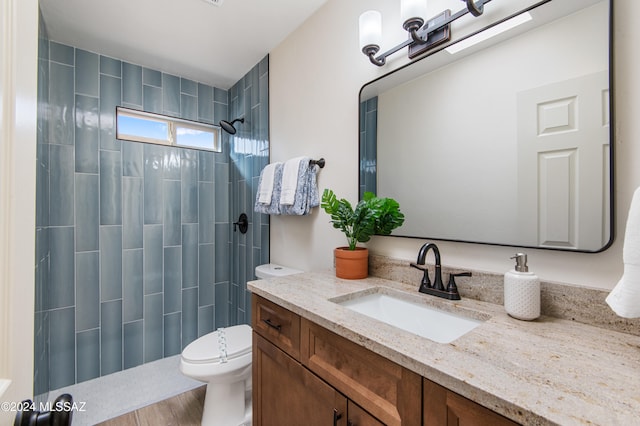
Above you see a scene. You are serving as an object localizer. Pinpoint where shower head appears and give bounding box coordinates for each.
[219,117,244,135]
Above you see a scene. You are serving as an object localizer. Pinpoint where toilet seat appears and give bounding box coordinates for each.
[182,324,252,364]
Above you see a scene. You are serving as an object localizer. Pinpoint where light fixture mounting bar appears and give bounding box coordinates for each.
[408,10,451,59]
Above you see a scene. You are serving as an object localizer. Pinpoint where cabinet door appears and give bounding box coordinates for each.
[348,401,385,426]
[301,319,422,426]
[253,332,347,426]
[423,379,519,426]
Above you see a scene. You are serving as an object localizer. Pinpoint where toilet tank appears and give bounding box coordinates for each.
[255,263,302,279]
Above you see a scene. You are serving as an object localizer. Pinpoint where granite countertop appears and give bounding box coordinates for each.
[247,271,640,426]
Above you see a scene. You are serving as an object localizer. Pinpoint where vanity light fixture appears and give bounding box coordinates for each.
[359,0,490,66]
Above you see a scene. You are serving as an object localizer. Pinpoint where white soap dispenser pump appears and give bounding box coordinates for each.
[504,253,540,320]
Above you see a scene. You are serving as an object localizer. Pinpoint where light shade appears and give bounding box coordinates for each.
[401,0,427,23]
[359,10,382,50]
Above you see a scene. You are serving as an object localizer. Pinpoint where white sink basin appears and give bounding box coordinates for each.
[337,292,484,343]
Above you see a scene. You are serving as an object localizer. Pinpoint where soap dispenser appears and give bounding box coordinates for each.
[504,253,540,320]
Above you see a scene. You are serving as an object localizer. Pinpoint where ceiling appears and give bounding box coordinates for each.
[38,0,328,89]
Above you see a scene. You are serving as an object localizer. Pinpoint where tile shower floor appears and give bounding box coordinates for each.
[47,355,203,426]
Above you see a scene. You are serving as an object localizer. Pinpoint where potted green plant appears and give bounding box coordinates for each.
[321,189,405,279]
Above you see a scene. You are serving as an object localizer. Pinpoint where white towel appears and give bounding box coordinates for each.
[257,163,281,204]
[255,163,283,215]
[280,157,306,205]
[606,186,640,318]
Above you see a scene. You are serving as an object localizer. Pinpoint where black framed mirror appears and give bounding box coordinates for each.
[359,0,613,252]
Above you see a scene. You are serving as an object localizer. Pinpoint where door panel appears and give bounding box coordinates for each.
[517,71,609,250]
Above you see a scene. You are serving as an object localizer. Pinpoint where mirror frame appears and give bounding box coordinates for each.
[358,0,615,253]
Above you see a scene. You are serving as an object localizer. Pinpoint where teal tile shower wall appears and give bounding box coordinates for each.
[228,56,270,325]
[35,31,270,395]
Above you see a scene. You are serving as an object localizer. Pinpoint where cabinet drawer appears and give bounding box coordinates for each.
[301,319,421,426]
[252,295,300,360]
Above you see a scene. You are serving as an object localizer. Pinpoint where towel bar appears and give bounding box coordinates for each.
[310,158,325,168]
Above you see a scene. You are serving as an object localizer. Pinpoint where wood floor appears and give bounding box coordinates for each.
[96,386,205,426]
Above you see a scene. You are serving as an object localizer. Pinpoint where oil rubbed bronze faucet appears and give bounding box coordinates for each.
[410,243,471,301]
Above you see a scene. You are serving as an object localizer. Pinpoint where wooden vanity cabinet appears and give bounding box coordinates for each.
[252,294,518,426]
[423,379,519,426]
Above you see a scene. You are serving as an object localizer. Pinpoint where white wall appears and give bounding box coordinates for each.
[0,0,38,421]
[270,0,640,291]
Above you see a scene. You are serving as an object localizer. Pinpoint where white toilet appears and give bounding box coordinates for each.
[180,263,302,426]
[255,263,302,279]
[180,324,252,425]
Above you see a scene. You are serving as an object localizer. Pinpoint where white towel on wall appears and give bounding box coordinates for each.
[606,186,640,318]
[257,162,281,204]
[280,157,307,205]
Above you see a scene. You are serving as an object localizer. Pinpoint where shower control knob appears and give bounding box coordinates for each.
[233,213,249,234]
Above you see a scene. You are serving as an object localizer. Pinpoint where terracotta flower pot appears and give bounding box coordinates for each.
[334,247,369,279]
